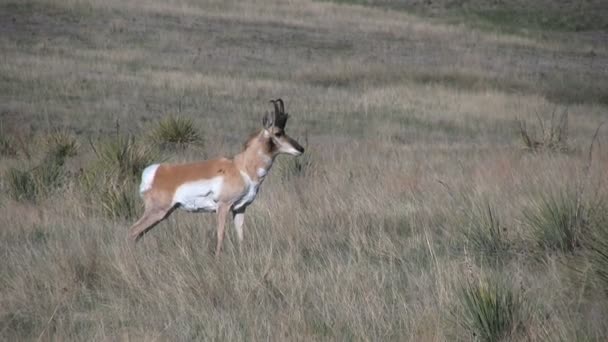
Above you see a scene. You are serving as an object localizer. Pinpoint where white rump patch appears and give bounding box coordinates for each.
[173,177,224,212]
[139,164,160,195]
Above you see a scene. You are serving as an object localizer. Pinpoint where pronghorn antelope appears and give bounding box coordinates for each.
[128,99,304,256]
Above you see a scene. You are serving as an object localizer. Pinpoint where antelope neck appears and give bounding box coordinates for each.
[234,134,274,183]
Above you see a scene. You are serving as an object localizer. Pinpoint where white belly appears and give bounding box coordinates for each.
[173,177,223,212]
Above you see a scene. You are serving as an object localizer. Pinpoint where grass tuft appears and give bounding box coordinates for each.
[6,167,38,202]
[455,275,525,342]
[92,135,159,180]
[83,135,156,219]
[44,130,79,163]
[149,116,203,149]
[5,140,70,202]
[524,190,585,252]
[100,179,140,220]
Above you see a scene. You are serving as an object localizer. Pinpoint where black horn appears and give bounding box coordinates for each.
[276,98,285,114]
[270,99,280,118]
[273,98,289,129]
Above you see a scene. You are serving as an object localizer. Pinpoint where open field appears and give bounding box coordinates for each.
[1,0,608,340]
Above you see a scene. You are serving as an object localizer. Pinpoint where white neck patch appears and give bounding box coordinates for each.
[257,167,267,178]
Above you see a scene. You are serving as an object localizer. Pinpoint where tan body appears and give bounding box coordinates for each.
[128,99,304,256]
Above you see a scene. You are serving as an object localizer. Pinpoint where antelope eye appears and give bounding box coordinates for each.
[275,132,283,137]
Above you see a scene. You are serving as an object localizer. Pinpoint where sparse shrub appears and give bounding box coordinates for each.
[92,135,158,180]
[518,108,568,152]
[461,201,509,264]
[524,190,585,252]
[149,116,202,149]
[455,275,525,342]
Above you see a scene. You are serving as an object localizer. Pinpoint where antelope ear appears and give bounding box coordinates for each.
[262,111,274,129]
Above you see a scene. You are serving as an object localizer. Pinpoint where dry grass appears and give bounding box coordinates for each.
[1,0,607,340]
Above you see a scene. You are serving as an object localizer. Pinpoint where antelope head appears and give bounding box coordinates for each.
[262,99,305,157]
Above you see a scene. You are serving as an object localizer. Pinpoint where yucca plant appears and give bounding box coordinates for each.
[455,276,524,342]
[149,116,202,149]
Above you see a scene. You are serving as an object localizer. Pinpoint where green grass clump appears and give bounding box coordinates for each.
[524,190,584,252]
[92,135,159,180]
[6,163,65,202]
[149,116,202,149]
[456,275,525,342]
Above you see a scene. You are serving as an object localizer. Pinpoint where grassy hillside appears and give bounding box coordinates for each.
[1,0,607,340]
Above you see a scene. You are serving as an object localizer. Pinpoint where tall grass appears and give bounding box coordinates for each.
[0,0,607,340]
[460,200,510,265]
[518,108,569,152]
[0,133,17,157]
[582,207,608,294]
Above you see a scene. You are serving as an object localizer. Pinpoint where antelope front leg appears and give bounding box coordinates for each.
[233,209,246,252]
[233,210,246,243]
[215,204,230,257]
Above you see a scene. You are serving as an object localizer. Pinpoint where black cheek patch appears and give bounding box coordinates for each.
[267,139,278,153]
